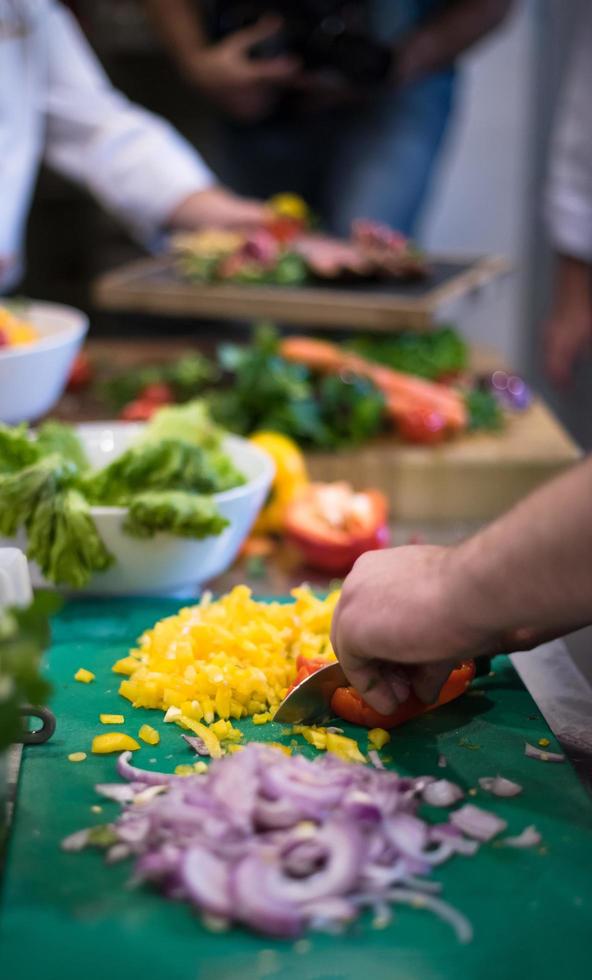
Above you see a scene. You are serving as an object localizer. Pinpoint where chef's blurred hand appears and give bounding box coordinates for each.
[169,186,271,229]
[330,546,478,715]
[544,254,592,387]
[185,17,299,121]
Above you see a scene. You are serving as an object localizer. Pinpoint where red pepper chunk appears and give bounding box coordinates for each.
[330,661,476,729]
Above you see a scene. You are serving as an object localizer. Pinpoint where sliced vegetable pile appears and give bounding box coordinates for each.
[63,743,541,941]
[113,587,338,742]
[0,402,244,587]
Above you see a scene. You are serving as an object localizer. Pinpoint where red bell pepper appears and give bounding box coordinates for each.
[330,661,476,729]
[284,483,389,575]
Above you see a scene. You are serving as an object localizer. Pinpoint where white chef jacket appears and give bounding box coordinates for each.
[0,0,213,292]
[546,0,592,262]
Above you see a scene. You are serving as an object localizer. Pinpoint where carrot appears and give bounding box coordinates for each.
[280,336,467,432]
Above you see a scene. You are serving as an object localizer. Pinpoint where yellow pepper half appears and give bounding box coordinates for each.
[269,193,309,223]
[250,432,309,534]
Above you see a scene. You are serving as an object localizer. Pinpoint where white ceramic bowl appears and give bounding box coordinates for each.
[18,422,274,596]
[0,301,88,424]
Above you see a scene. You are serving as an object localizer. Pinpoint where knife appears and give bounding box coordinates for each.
[273,662,348,725]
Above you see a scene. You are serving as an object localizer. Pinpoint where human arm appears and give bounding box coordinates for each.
[331,456,592,714]
[42,3,267,240]
[145,0,298,120]
[395,0,514,84]
[544,3,592,384]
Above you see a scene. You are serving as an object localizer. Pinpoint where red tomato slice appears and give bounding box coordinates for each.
[330,661,476,729]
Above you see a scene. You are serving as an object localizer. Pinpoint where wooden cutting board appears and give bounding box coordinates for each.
[1,598,591,980]
[93,254,510,331]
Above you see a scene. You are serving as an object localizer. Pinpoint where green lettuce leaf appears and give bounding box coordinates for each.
[26,487,113,588]
[0,454,76,536]
[141,400,223,451]
[83,439,244,506]
[0,423,39,474]
[123,491,228,539]
[35,420,89,471]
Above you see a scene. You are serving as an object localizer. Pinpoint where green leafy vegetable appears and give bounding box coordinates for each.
[0,591,59,755]
[316,374,385,448]
[123,491,228,539]
[209,324,385,449]
[142,400,223,452]
[0,455,76,537]
[26,488,113,588]
[35,420,89,471]
[465,389,504,432]
[84,439,243,506]
[349,328,468,381]
[0,423,39,474]
[100,354,216,410]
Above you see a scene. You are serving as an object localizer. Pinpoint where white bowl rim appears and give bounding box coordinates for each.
[74,422,275,516]
[0,300,88,362]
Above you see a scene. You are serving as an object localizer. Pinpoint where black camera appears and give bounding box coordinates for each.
[209,1,393,86]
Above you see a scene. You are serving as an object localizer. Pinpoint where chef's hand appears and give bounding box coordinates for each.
[544,253,592,387]
[330,546,485,716]
[185,17,299,121]
[169,186,271,230]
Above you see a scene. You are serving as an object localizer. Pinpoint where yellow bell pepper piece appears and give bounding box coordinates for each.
[326,732,365,764]
[175,764,195,776]
[250,432,308,534]
[138,724,160,746]
[253,712,272,725]
[92,733,140,754]
[112,656,140,676]
[178,715,222,759]
[301,727,328,751]
[269,193,309,222]
[74,668,95,684]
[100,714,125,725]
[368,728,391,751]
[267,743,292,756]
[68,752,87,763]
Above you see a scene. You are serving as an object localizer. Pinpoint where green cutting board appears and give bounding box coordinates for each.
[1,598,591,980]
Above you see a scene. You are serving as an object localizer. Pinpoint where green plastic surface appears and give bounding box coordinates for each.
[1,598,591,980]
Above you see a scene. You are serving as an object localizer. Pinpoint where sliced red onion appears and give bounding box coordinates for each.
[430,824,480,857]
[450,804,507,842]
[106,843,132,864]
[500,825,541,849]
[73,744,486,940]
[368,750,385,770]
[182,846,233,919]
[182,734,210,756]
[95,783,137,804]
[388,889,473,944]
[422,780,464,808]
[117,751,174,785]
[524,742,565,763]
[61,828,91,852]
[478,776,522,798]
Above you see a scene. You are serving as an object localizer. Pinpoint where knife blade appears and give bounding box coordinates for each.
[273,661,348,725]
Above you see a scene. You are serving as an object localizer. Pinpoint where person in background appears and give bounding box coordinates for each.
[331,454,592,711]
[146,0,513,238]
[544,0,592,387]
[0,0,268,294]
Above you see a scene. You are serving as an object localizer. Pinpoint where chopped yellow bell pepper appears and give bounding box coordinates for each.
[326,732,365,764]
[112,656,141,676]
[253,712,272,725]
[91,733,140,754]
[100,713,125,725]
[175,764,196,776]
[68,752,87,763]
[269,192,309,223]
[368,728,391,751]
[538,738,550,748]
[267,742,292,756]
[74,668,95,684]
[178,715,222,759]
[138,724,160,746]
